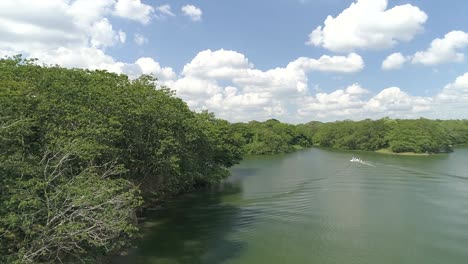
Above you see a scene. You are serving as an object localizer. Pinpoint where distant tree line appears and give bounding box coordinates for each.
[1,56,467,263]
[229,118,468,155]
[307,118,468,153]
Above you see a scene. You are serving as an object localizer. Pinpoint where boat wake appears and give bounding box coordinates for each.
[350,157,375,167]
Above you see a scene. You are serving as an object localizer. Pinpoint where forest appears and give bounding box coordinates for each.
[234,118,468,155]
[308,118,468,153]
[1,57,468,263]
[0,57,244,263]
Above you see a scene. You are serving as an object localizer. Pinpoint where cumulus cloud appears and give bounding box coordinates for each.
[431,72,468,119]
[123,57,176,80]
[437,72,468,101]
[298,85,436,120]
[166,50,298,119]
[89,18,123,48]
[133,33,148,45]
[289,53,364,73]
[0,1,89,51]
[30,46,121,71]
[164,49,365,121]
[298,84,369,118]
[182,49,252,79]
[381,52,408,70]
[182,49,363,80]
[412,31,468,65]
[307,0,427,52]
[0,0,149,52]
[296,73,468,122]
[114,0,154,24]
[0,0,173,82]
[365,87,432,114]
[29,47,175,81]
[181,5,202,21]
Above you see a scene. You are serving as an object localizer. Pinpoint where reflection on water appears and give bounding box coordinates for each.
[114,184,255,264]
[114,148,468,264]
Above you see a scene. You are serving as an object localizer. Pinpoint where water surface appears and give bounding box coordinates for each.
[115,148,468,264]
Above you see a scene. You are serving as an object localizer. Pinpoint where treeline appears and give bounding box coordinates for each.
[309,118,468,153]
[0,57,243,263]
[229,118,468,155]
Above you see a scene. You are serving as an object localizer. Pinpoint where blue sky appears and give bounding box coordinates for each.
[1,0,467,122]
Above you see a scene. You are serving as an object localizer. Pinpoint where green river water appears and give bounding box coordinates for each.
[114,147,468,264]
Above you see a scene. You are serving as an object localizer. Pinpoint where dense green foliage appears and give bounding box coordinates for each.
[311,119,388,151]
[0,57,242,263]
[311,118,468,153]
[231,119,313,155]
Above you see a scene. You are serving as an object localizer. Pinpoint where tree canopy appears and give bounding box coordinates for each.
[0,57,243,263]
[311,118,468,153]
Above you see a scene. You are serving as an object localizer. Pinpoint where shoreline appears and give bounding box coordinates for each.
[375,148,432,156]
[315,146,434,156]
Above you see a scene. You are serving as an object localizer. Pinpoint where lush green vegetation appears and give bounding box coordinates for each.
[0,57,243,263]
[204,117,468,156]
[231,119,312,155]
[1,56,468,263]
[310,118,468,153]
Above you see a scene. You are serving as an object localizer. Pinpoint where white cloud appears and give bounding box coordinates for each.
[133,57,176,80]
[432,72,468,118]
[69,0,115,26]
[119,49,464,122]
[166,49,297,118]
[289,53,364,73]
[298,84,369,118]
[182,49,252,79]
[181,5,202,21]
[89,18,121,48]
[114,0,154,24]
[118,30,126,43]
[166,49,364,121]
[307,0,427,52]
[30,46,176,82]
[297,85,436,121]
[133,33,148,45]
[0,0,174,83]
[205,89,285,121]
[182,49,363,81]
[0,0,150,52]
[365,87,432,114]
[412,31,468,65]
[346,83,369,95]
[156,4,175,19]
[381,52,408,70]
[0,1,85,51]
[30,46,121,71]
[438,72,468,102]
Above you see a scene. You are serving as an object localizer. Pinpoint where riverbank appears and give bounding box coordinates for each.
[375,148,431,156]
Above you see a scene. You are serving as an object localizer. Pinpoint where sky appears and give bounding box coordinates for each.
[0,0,467,123]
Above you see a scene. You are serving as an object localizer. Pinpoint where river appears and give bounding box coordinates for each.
[114,147,468,264]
